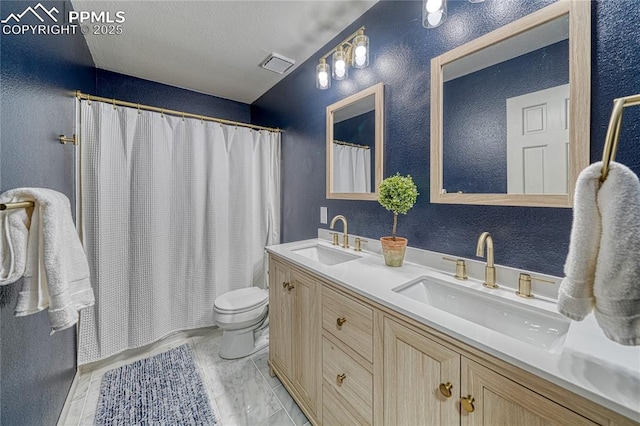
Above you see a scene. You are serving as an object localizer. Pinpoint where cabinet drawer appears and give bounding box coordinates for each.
[322,337,373,424]
[323,383,370,426]
[322,286,373,361]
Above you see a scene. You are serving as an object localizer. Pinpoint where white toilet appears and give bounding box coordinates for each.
[214,286,269,359]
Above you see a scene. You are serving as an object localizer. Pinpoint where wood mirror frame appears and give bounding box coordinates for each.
[430,0,590,207]
[326,83,384,201]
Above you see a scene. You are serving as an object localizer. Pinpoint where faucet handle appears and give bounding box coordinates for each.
[517,273,555,298]
[354,237,368,252]
[442,257,468,280]
[329,232,339,245]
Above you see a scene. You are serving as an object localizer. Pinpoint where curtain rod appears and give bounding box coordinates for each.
[75,91,282,133]
[333,139,370,149]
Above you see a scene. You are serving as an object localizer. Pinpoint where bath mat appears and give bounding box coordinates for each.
[94,344,218,426]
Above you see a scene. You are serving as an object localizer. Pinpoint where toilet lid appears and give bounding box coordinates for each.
[214,287,268,314]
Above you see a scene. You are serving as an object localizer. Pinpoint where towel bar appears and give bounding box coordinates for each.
[0,201,35,211]
[601,93,640,182]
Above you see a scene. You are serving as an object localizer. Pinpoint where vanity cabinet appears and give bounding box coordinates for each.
[382,317,460,425]
[461,358,598,426]
[268,254,636,426]
[268,258,321,419]
[382,314,598,426]
[322,286,374,424]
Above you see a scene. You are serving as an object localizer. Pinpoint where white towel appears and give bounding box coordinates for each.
[0,204,30,285]
[0,188,95,333]
[558,161,640,346]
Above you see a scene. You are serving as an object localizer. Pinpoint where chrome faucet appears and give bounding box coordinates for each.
[476,232,497,288]
[329,215,349,248]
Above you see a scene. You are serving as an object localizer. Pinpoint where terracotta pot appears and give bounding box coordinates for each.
[380,236,408,267]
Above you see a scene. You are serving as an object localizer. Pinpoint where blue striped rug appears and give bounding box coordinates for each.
[94,344,218,426]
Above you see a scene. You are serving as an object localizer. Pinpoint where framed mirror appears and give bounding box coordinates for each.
[430,0,590,207]
[327,83,384,200]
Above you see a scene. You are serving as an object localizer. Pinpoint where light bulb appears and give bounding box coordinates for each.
[335,65,346,78]
[355,45,367,58]
[335,59,345,70]
[427,11,443,26]
[426,0,443,13]
[355,54,366,67]
[316,59,331,89]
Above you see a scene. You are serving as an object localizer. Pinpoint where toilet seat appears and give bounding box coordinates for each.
[214,287,268,314]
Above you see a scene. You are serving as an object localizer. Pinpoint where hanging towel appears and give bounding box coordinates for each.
[558,161,640,346]
[0,188,94,333]
[0,203,30,285]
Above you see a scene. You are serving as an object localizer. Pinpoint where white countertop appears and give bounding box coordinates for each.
[266,233,640,423]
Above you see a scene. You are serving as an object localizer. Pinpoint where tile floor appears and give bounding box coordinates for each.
[62,327,309,426]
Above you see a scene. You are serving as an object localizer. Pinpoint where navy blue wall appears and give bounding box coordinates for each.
[0,1,95,424]
[96,69,251,122]
[443,40,569,194]
[252,0,640,277]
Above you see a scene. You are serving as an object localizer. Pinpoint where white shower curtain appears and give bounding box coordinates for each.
[332,143,371,193]
[77,101,280,364]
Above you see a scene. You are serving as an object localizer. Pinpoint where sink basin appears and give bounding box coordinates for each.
[393,276,570,352]
[290,244,361,266]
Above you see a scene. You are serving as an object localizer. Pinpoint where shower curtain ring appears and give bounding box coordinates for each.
[137,104,141,115]
[87,94,91,105]
[112,98,117,110]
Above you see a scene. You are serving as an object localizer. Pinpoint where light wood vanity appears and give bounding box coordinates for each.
[267,252,638,426]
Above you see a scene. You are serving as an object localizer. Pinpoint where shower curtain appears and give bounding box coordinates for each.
[77,101,280,364]
[332,143,371,193]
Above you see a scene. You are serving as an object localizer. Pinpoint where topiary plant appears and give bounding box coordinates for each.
[378,173,419,240]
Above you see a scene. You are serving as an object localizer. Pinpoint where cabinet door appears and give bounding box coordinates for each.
[461,358,598,426]
[292,270,321,416]
[269,260,292,378]
[383,318,461,426]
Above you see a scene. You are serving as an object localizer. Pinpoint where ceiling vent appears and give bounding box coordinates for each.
[260,53,295,74]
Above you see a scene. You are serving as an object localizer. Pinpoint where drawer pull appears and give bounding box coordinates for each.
[336,317,347,328]
[439,382,453,398]
[282,281,290,289]
[460,395,475,413]
[287,284,295,291]
[336,373,346,385]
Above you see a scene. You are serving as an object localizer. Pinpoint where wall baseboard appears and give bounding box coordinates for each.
[56,369,80,426]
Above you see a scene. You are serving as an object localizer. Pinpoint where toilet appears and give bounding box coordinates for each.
[214,286,269,359]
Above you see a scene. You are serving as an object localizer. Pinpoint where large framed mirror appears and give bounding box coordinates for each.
[430,0,590,207]
[327,83,384,200]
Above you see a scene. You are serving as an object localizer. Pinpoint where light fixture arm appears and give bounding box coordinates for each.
[319,26,365,62]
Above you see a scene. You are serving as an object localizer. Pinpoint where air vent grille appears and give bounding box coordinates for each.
[260,53,295,74]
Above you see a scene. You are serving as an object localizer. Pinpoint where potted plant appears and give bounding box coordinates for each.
[378,173,419,267]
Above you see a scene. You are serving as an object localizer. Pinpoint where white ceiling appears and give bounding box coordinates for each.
[71,1,378,104]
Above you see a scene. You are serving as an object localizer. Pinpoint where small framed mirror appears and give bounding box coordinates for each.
[430,0,590,207]
[327,83,384,200]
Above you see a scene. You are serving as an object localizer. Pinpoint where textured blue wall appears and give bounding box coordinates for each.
[96,69,251,122]
[443,40,569,194]
[0,1,95,424]
[252,0,640,277]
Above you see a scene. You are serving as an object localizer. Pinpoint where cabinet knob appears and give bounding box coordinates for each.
[336,317,347,328]
[282,281,290,289]
[460,395,475,413]
[439,382,453,398]
[337,373,346,385]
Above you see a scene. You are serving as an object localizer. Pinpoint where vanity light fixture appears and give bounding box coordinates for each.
[468,0,485,3]
[316,26,369,90]
[423,0,447,29]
